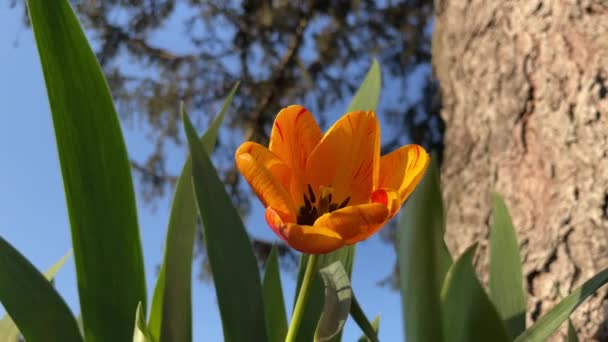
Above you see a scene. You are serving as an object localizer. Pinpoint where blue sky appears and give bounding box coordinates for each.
[0,4,411,341]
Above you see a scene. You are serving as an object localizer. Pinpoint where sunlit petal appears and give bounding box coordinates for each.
[235,151,296,222]
[266,207,344,254]
[370,188,400,218]
[268,105,323,205]
[313,203,388,244]
[236,142,291,188]
[378,144,430,204]
[306,111,380,205]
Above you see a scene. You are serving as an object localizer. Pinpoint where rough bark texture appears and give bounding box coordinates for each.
[432,0,608,340]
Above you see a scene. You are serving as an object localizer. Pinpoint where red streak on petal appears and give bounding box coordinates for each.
[413,145,420,167]
[347,115,353,129]
[265,208,289,243]
[353,163,364,179]
[275,122,285,142]
[295,107,307,122]
[371,189,388,206]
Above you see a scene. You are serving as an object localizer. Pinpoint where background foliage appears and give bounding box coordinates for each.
[9,0,442,282]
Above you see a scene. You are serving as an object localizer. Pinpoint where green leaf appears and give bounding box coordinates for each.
[26,0,147,340]
[182,113,268,341]
[514,268,608,342]
[0,250,72,341]
[357,315,380,342]
[441,244,510,342]
[346,59,381,113]
[262,246,288,342]
[0,237,82,341]
[292,59,382,342]
[148,84,238,342]
[489,193,526,337]
[148,266,165,341]
[0,315,19,342]
[350,295,379,342]
[43,250,72,280]
[397,155,451,342]
[568,319,579,342]
[133,302,153,342]
[314,262,352,342]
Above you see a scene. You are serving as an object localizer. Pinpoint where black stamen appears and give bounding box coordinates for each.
[329,203,338,212]
[303,195,312,209]
[327,193,332,204]
[307,184,316,203]
[338,196,351,209]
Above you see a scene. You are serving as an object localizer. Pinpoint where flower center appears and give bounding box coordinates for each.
[297,184,350,225]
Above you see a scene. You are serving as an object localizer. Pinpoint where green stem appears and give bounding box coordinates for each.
[285,254,319,342]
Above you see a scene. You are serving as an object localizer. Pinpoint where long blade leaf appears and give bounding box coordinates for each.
[262,246,288,342]
[183,113,268,341]
[441,245,509,342]
[293,59,381,341]
[0,250,72,341]
[357,315,380,342]
[149,84,238,342]
[0,315,19,342]
[347,59,381,113]
[489,193,526,337]
[514,268,608,342]
[0,237,81,341]
[26,0,147,340]
[133,303,153,342]
[397,155,451,342]
[568,319,579,342]
[350,295,379,342]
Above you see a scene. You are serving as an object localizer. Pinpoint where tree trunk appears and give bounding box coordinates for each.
[432,0,608,340]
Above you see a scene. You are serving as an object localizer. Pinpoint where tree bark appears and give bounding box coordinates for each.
[432,0,608,340]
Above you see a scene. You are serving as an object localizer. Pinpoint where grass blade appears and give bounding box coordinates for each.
[489,193,526,337]
[357,315,380,342]
[568,319,579,342]
[346,59,381,113]
[0,315,19,342]
[441,245,509,342]
[26,0,146,340]
[397,156,451,342]
[350,295,379,342]
[43,250,72,279]
[149,84,238,342]
[148,266,165,341]
[263,246,288,342]
[0,249,72,341]
[292,59,381,342]
[514,268,608,342]
[0,237,81,341]
[133,302,153,342]
[183,113,268,341]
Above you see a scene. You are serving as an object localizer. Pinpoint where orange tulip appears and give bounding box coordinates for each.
[235,105,429,254]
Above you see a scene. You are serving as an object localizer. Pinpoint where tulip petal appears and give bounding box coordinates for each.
[236,142,292,191]
[313,203,389,245]
[378,144,430,204]
[266,207,344,254]
[269,106,323,168]
[268,105,323,205]
[236,151,296,222]
[371,187,401,218]
[306,111,380,205]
